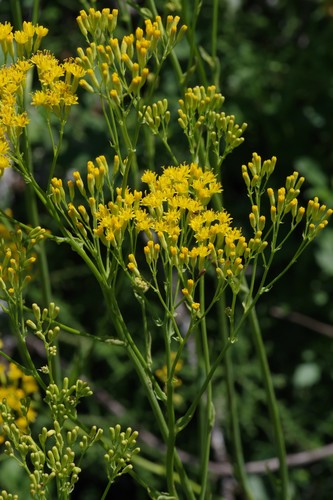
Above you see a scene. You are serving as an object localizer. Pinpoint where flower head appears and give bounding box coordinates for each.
[0,362,39,444]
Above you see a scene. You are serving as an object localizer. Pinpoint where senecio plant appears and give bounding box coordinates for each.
[0,3,331,500]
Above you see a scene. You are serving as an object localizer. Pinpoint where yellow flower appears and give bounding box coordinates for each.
[31,50,60,73]
[134,209,153,235]
[22,21,35,38]
[0,362,39,444]
[62,59,86,92]
[141,191,165,211]
[94,203,134,246]
[155,351,183,389]
[0,63,29,98]
[0,138,9,156]
[35,25,49,39]
[31,51,73,93]
[194,226,211,243]
[168,195,203,213]
[141,170,157,186]
[31,81,78,116]
[14,30,29,45]
[7,362,23,380]
[0,22,13,41]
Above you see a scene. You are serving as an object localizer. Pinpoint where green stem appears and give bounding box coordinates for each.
[176,338,230,433]
[218,294,253,500]
[161,136,179,164]
[10,0,22,29]
[181,0,208,88]
[108,299,164,417]
[211,0,218,60]
[32,0,40,24]
[198,278,213,500]
[105,290,195,499]
[169,51,186,87]
[212,163,252,496]
[101,479,112,500]
[13,112,59,384]
[147,0,185,87]
[130,461,200,495]
[245,290,289,500]
[21,127,60,382]
[166,345,176,496]
[211,0,220,86]
[7,311,46,390]
[165,265,177,496]
[46,120,66,193]
[146,0,158,17]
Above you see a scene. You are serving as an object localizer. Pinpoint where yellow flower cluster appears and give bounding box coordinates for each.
[94,189,140,245]
[243,153,333,240]
[76,8,119,43]
[135,165,247,281]
[178,85,225,128]
[139,98,170,136]
[0,21,14,58]
[0,360,38,444]
[242,152,277,191]
[51,159,250,291]
[76,9,186,101]
[31,52,85,118]
[156,352,183,389]
[178,85,247,162]
[0,21,83,176]
[0,61,31,175]
[0,20,48,60]
[93,162,228,259]
[0,226,45,298]
[139,163,223,242]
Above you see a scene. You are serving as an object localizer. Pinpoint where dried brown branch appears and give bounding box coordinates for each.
[94,386,333,477]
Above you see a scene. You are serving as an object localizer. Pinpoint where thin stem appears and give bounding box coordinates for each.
[109,297,167,440]
[140,298,152,365]
[46,119,66,193]
[169,51,186,87]
[161,136,179,164]
[105,289,195,499]
[245,289,290,500]
[181,0,208,88]
[210,157,253,496]
[218,294,253,500]
[146,0,158,17]
[129,460,201,495]
[7,312,46,390]
[176,338,231,433]
[146,0,185,87]
[198,277,213,500]
[21,124,52,292]
[19,120,59,382]
[262,239,311,293]
[32,0,40,24]
[10,0,22,29]
[165,267,177,496]
[166,342,177,496]
[101,479,112,500]
[211,0,219,60]
[211,0,221,86]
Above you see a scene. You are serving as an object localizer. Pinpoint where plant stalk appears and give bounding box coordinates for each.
[246,295,289,499]
[218,294,253,500]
